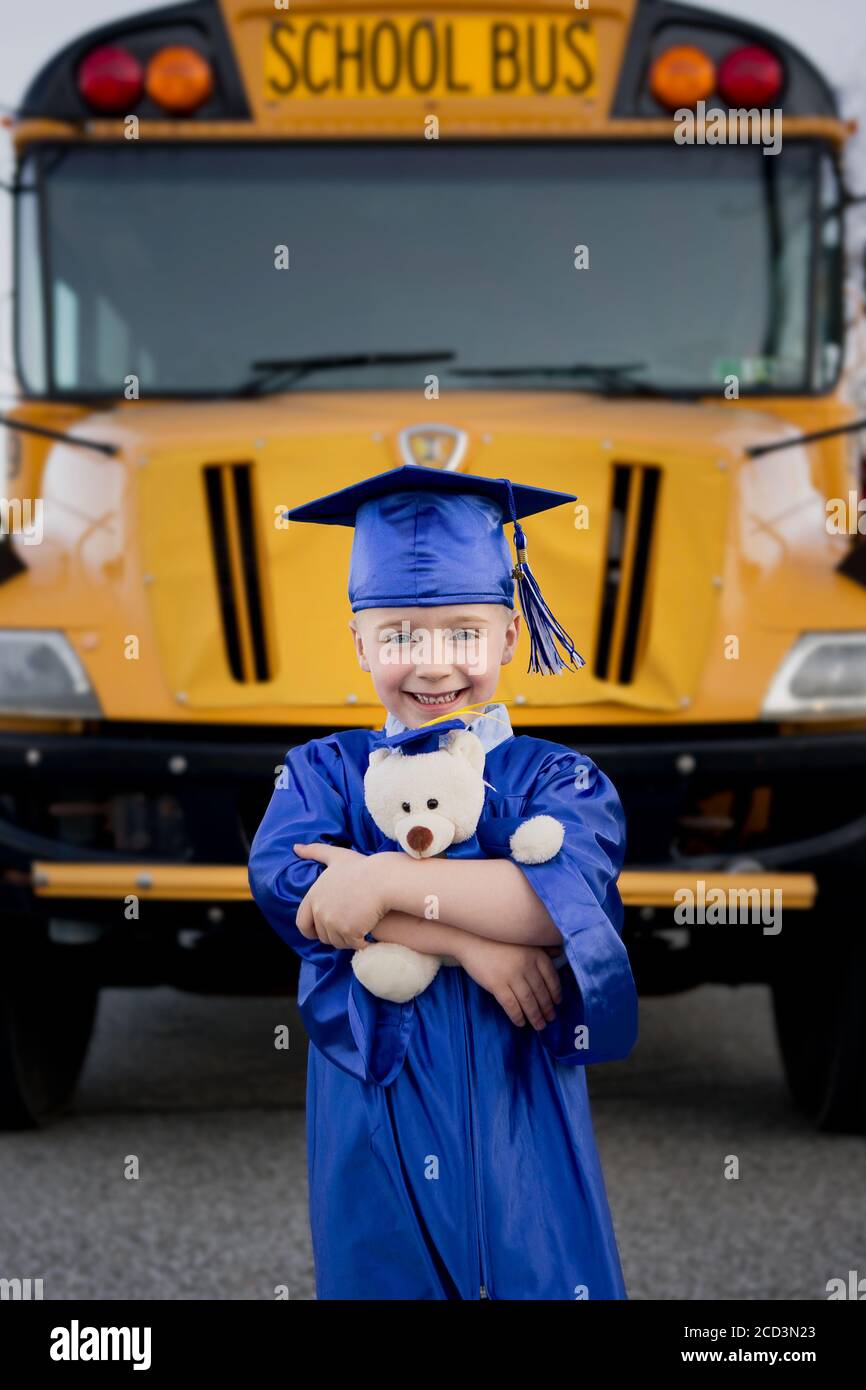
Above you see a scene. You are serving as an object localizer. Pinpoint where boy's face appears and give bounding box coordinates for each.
[349,604,520,727]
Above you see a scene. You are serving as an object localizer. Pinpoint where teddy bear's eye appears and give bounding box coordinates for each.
[426,798,438,810]
[401,801,411,813]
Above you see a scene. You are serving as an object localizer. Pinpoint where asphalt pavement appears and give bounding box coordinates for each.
[0,982,863,1300]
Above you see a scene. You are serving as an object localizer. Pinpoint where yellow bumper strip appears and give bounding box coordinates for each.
[14,117,854,153]
[620,871,815,909]
[29,862,817,909]
[31,863,252,901]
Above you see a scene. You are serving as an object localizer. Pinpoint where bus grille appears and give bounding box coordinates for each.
[203,462,273,683]
[594,463,661,685]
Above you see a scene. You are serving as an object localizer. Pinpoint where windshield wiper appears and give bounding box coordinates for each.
[238,350,457,397]
[450,361,667,396]
[0,414,119,457]
[746,415,866,459]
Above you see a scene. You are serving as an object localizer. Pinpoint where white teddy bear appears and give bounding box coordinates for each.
[352,728,565,1003]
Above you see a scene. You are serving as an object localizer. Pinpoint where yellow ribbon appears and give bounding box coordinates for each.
[418,700,511,731]
[414,700,507,791]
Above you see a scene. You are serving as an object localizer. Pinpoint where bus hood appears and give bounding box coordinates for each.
[12,392,852,725]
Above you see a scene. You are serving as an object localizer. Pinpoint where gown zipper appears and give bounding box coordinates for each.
[458,967,492,1300]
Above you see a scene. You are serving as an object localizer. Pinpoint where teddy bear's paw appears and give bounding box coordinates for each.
[509,815,566,865]
[351,943,441,1003]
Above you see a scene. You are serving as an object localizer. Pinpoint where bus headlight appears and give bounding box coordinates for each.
[0,631,101,716]
[761,632,866,718]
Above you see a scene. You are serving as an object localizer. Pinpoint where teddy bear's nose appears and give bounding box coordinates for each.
[406,825,434,854]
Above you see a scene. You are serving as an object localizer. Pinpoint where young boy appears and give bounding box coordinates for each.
[248,464,638,1301]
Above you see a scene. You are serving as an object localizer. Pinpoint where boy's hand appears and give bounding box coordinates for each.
[293,842,385,950]
[455,935,562,1031]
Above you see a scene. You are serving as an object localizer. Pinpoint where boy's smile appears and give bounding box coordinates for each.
[403,687,469,711]
[349,603,520,727]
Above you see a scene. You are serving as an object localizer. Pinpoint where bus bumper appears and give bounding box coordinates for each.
[26,858,818,911]
[0,721,860,992]
[0,721,863,904]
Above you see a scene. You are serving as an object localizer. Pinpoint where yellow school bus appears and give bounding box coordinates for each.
[2,0,865,1130]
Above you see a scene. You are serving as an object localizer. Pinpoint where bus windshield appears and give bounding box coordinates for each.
[18,140,839,398]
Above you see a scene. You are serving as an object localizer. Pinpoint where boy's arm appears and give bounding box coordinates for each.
[473,750,638,1066]
[368,911,467,958]
[248,740,417,1088]
[373,855,563,946]
[293,846,562,946]
[369,910,559,962]
[370,912,563,1032]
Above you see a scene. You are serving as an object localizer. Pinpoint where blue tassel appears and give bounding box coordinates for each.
[503,477,585,675]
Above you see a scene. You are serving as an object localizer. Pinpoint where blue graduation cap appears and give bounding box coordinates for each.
[369,717,469,757]
[286,464,585,675]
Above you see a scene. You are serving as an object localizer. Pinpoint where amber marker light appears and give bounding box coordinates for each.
[145,45,214,114]
[649,44,716,110]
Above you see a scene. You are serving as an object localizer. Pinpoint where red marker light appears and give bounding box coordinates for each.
[718,46,783,107]
[78,45,144,113]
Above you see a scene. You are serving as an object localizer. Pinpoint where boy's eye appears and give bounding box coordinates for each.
[427,798,438,810]
[451,629,479,641]
[401,801,411,813]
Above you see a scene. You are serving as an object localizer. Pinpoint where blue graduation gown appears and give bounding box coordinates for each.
[248,727,638,1300]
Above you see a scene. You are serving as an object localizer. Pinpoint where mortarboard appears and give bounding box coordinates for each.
[369,717,469,757]
[367,718,500,793]
[286,464,584,675]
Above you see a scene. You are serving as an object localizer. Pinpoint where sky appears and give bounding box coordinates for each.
[1,0,865,401]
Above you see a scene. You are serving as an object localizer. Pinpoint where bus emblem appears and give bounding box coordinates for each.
[397,425,468,472]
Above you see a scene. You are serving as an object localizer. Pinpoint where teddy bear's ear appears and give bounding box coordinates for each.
[368,747,399,770]
[444,729,485,775]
